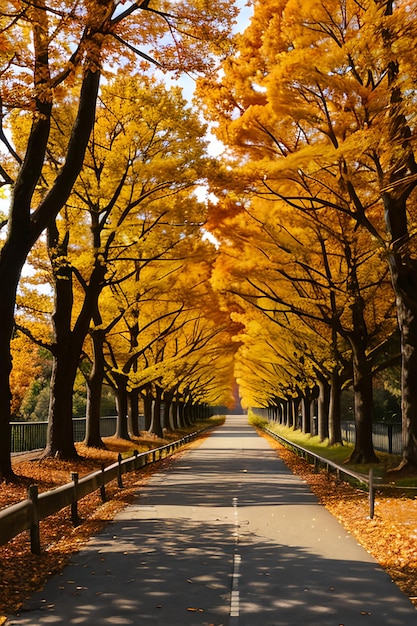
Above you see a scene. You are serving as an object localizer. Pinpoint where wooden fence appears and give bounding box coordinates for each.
[0,430,201,554]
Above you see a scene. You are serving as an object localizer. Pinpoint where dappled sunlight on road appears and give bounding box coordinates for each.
[6,416,417,626]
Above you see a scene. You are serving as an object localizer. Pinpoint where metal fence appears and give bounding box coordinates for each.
[251,408,403,456]
[10,417,124,453]
[341,421,403,455]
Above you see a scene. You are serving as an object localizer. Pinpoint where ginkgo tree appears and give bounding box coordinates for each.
[95,239,240,439]
[199,0,415,466]
[14,71,214,459]
[208,178,397,460]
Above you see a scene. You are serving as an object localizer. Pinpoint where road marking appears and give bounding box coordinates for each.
[230,497,241,624]
[230,553,241,619]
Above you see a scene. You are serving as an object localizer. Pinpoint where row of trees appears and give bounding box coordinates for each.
[9,68,242,460]
[0,0,240,481]
[2,0,417,479]
[197,0,417,466]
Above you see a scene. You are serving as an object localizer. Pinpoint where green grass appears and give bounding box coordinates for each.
[249,413,417,488]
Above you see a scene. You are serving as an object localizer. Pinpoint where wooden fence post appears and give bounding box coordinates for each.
[117,454,123,488]
[71,472,81,526]
[369,468,375,519]
[100,464,106,502]
[28,485,40,555]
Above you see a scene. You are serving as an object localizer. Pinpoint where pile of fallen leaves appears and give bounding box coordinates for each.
[0,428,417,622]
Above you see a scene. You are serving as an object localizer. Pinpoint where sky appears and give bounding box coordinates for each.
[157,1,253,114]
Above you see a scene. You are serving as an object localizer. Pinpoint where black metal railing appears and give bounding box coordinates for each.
[10,417,122,453]
[251,408,403,456]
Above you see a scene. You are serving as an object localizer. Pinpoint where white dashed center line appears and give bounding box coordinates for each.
[230,496,241,624]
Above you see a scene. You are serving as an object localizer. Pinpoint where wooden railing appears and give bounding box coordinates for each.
[0,430,202,554]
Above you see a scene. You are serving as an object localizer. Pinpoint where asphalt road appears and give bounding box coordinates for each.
[6,416,417,625]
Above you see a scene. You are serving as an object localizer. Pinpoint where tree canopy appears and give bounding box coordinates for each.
[2,0,417,478]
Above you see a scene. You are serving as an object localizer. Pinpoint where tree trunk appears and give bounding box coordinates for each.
[114,372,130,440]
[148,385,164,438]
[141,388,153,431]
[377,0,417,471]
[283,400,289,427]
[277,401,284,425]
[181,402,190,427]
[0,67,101,477]
[316,376,330,441]
[171,397,180,429]
[388,253,417,469]
[301,388,313,435]
[348,339,378,463]
[84,329,106,448]
[328,369,343,445]
[43,220,107,458]
[163,391,174,431]
[178,400,186,428]
[185,402,193,426]
[288,397,295,428]
[0,264,24,479]
[43,226,79,460]
[44,356,79,459]
[128,388,140,437]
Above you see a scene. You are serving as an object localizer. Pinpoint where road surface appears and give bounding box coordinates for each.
[6,416,417,625]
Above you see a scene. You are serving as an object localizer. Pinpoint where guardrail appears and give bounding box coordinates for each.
[263,427,377,518]
[0,429,205,554]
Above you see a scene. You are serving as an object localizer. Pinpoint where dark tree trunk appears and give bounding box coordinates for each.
[44,356,79,459]
[43,219,107,459]
[316,376,330,441]
[344,254,378,463]
[171,398,180,429]
[148,385,163,438]
[348,339,378,463]
[128,388,140,437]
[184,403,192,426]
[141,389,152,431]
[379,11,417,469]
[283,400,289,427]
[0,66,101,478]
[328,369,343,445]
[275,401,282,424]
[287,397,295,428]
[114,372,130,440]
[301,389,312,435]
[181,402,189,427]
[178,400,186,428]
[43,225,79,460]
[0,264,25,479]
[163,391,174,431]
[84,329,106,448]
[388,252,417,469]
